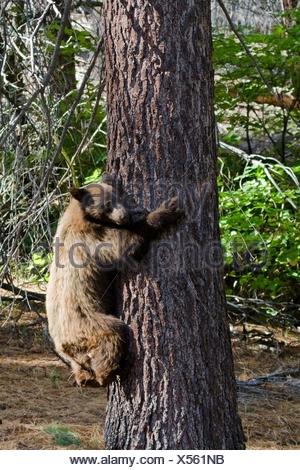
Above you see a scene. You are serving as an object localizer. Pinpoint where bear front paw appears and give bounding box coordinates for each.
[159,196,184,223]
[162,196,183,214]
[147,197,184,231]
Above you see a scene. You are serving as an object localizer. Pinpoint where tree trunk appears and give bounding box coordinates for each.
[104,0,245,450]
[282,1,298,29]
[282,0,298,10]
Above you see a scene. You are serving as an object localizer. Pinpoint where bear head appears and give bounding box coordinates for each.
[70,173,131,227]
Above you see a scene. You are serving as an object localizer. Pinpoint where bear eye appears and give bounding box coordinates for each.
[104,201,112,213]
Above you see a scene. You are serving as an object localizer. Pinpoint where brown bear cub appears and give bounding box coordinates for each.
[46,173,183,387]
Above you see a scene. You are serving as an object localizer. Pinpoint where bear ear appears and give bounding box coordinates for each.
[70,187,88,202]
[101,172,123,193]
[101,172,115,186]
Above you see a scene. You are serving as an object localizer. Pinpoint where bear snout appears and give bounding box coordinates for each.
[110,204,130,225]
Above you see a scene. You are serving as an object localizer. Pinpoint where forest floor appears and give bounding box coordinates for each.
[0,302,299,450]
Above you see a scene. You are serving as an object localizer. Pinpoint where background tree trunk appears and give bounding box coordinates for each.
[282,0,298,10]
[104,0,245,450]
[282,1,299,28]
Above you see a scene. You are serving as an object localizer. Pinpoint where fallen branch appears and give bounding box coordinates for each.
[219,140,299,210]
[227,295,300,327]
[237,368,300,401]
[247,368,300,385]
[1,283,46,302]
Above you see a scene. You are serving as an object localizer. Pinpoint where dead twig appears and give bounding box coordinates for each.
[0,0,72,149]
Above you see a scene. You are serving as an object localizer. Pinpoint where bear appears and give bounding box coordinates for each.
[46,173,184,387]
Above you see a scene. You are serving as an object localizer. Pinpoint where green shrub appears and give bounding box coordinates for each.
[219,159,300,301]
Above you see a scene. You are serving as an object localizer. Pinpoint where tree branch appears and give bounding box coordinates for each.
[255,94,299,110]
[1,283,46,302]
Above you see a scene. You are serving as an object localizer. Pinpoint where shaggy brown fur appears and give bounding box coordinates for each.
[46,173,183,386]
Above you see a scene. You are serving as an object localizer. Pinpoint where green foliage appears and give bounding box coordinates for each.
[28,252,53,282]
[219,159,300,301]
[45,425,81,447]
[214,8,300,310]
[55,88,107,187]
[213,8,300,160]
[45,22,95,56]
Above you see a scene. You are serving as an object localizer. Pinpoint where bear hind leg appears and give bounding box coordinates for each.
[57,349,98,387]
[88,328,131,386]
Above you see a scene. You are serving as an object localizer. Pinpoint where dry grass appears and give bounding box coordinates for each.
[0,306,105,450]
[0,306,299,449]
[233,325,300,449]
[241,398,300,449]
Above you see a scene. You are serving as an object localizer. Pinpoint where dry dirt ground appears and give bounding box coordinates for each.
[0,304,299,450]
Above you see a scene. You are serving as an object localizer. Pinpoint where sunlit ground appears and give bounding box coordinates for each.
[0,304,299,450]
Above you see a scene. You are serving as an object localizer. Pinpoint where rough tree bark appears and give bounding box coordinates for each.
[104,0,245,450]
